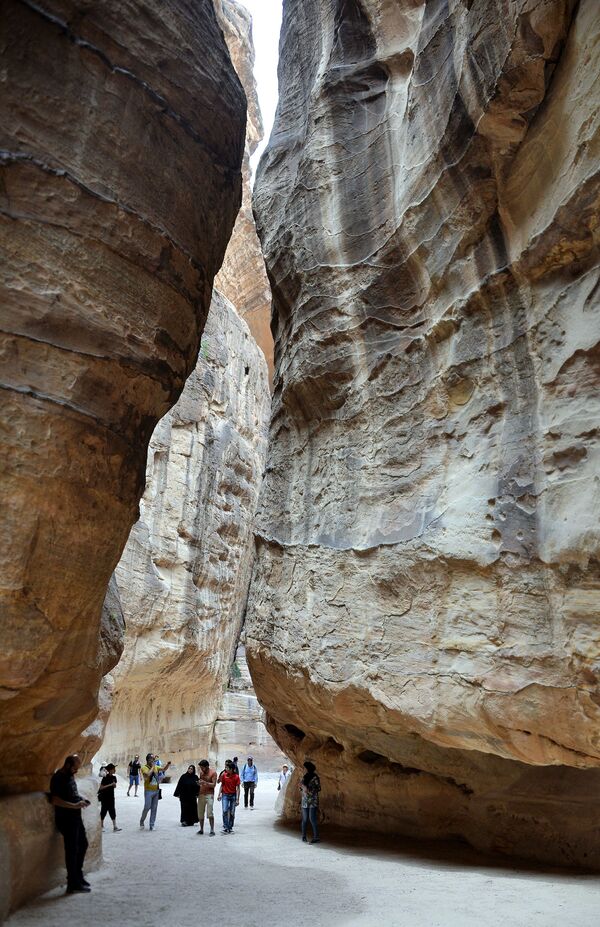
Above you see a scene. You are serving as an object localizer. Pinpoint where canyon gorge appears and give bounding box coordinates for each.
[1,0,600,919]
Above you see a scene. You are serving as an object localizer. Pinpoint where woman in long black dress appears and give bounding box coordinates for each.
[174,765,200,826]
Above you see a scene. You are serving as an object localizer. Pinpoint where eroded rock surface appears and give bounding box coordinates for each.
[247,0,600,867]
[101,292,270,767]
[0,0,245,797]
[215,0,275,382]
[211,644,288,770]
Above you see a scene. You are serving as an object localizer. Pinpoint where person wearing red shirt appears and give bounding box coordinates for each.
[217,760,240,834]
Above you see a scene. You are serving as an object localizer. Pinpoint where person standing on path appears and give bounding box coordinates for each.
[174,765,200,826]
[127,754,141,796]
[140,753,171,831]
[98,763,122,832]
[197,759,217,836]
[241,756,258,809]
[300,760,321,844]
[217,760,240,834]
[231,756,239,774]
[278,764,291,792]
[49,754,92,894]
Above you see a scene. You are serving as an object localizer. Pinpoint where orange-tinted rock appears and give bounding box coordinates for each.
[215,0,274,384]
[0,0,245,796]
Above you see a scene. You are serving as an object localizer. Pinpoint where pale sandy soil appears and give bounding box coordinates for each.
[8,777,599,927]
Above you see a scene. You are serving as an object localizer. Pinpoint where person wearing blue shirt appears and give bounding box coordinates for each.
[241,756,258,809]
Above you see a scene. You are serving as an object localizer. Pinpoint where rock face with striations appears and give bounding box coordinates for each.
[215,0,275,383]
[101,291,270,768]
[247,0,600,867]
[0,0,245,799]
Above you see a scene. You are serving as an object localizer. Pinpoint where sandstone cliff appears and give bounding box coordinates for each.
[101,291,270,768]
[0,0,245,799]
[211,643,288,770]
[215,0,275,383]
[247,0,600,867]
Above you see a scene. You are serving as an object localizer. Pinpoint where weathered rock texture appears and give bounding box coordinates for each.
[101,291,270,768]
[215,0,275,383]
[0,0,245,800]
[247,0,600,868]
[211,644,288,770]
[0,779,101,921]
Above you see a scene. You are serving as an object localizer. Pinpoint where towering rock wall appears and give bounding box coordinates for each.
[0,0,245,797]
[215,0,275,383]
[247,0,600,868]
[101,291,270,768]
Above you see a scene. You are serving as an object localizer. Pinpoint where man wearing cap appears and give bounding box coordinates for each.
[140,753,171,831]
[196,759,217,836]
[97,763,122,832]
[241,756,259,809]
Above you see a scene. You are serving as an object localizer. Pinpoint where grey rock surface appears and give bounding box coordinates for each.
[246,0,600,867]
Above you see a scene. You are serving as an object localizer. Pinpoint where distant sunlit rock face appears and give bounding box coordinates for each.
[247,0,600,867]
[215,0,275,385]
[0,0,245,797]
[101,292,270,768]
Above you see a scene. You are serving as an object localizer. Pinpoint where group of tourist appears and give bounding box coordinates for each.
[49,751,320,894]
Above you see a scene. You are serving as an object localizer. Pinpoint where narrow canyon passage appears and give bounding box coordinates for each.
[6,779,598,927]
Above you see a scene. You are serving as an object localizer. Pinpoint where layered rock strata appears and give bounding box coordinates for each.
[0,0,245,799]
[247,0,600,867]
[215,0,275,383]
[101,292,270,768]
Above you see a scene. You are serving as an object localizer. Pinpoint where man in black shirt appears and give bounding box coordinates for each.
[49,754,91,894]
[127,754,142,797]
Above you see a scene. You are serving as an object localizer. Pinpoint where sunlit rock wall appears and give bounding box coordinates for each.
[215,0,275,383]
[101,292,270,768]
[247,0,600,868]
[211,644,289,770]
[0,0,245,803]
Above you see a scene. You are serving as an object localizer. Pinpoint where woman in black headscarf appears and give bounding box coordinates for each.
[300,760,321,844]
[174,765,200,826]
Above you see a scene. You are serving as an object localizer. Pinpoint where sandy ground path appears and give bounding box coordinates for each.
[7,776,599,927]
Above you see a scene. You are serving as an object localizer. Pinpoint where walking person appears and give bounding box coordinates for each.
[97,763,122,832]
[241,755,258,809]
[174,765,200,826]
[197,759,217,836]
[231,756,240,774]
[49,754,92,894]
[217,760,240,834]
[139,753,171,831]
[300,760,321,844]
[127,754,141,796]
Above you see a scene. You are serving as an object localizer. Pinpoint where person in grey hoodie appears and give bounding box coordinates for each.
[241,756,258,809]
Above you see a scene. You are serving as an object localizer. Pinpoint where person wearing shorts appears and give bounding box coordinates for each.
[127,754,141,796]
[196,759,217,836]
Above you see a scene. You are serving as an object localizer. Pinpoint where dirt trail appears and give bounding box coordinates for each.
[7,777,599,926]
